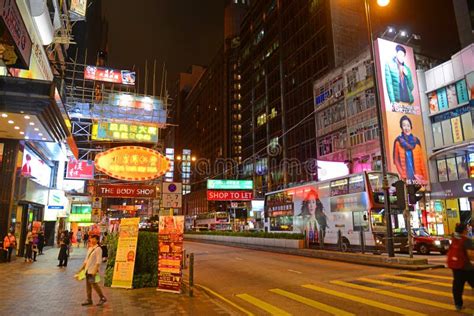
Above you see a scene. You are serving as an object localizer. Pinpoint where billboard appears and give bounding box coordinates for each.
[91,121,159,143]
[317,160,349,181]
[375,38,429,186]
[207,180,253,190]
[66,159,94,179]
[22,148,51,187]
[84,66,136,86]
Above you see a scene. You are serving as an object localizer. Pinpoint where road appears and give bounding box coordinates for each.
[184,241,468,316]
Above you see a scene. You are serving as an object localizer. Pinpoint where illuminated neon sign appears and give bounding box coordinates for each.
[92,121,159,143]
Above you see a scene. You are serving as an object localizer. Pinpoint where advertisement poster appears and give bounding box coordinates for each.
[428,92,438,114]
[22,148,52,187]
[66,159,94,179]
[158,216,184,294]
[375,38,429,186]
[111,217,139,289]
[446,85,458,108]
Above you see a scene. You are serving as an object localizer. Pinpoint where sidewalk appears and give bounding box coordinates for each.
[0,245,232,315]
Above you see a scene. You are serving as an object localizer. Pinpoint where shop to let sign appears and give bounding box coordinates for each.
[97,184,157,198]
[207,179,253,190]
[207,190,253,201]
[92,121,159,143]
[94,146,170,181]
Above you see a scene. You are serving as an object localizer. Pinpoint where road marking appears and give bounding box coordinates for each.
[235,257,243,261]
[381,274,451,288]
[287,269,302,274]
[270,288,354,316]
[196,284,254,316]
[236,293,292,316]
[302,284,425,316]
[331,280,474,313]
[358,277,474,301]
[402,272,452,280]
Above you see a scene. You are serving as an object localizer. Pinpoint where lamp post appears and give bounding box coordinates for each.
[364,0,395,257]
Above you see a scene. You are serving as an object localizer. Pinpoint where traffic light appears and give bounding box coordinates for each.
[407,184,423,205]
[392,180,406,210]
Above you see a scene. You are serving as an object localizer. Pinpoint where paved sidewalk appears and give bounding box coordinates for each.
[0,246,233,316]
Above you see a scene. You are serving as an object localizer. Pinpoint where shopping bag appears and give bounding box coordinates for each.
[74,269,86,281]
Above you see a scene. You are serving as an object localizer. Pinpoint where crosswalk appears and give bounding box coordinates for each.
[200,269,474,315]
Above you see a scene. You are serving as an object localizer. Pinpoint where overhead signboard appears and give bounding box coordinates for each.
[207,179,253,190]
[375,38,429,186]
[69,213,92,222]
[97,184,157,198]
[0,0,32,69]
[92,121,159,143]
[207,190,253,201]
[84,65,136,86]
[95,146,170,181]
[66,159,94,180]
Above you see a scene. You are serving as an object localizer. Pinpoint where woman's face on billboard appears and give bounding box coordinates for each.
[401,119,412,135]
[307,198,317,215]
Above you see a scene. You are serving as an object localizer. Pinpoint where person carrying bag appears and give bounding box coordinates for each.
[77,234,107,307]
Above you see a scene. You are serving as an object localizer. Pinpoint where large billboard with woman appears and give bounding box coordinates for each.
[374,38,429,186]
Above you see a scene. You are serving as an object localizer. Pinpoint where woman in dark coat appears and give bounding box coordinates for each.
[57,231,70,267]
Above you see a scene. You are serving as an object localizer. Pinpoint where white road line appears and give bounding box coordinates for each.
[287,269,302,274]
[235,257,243,261]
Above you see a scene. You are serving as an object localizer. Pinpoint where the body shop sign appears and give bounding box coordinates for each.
[97,184,157,198]
[95,146,170,181]
[0,0,32,69]
[207,190,253,201]
[66,159,94,179]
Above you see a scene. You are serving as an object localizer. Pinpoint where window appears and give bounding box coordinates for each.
[349,175,365,193]
[432,122,444,148]
[457,156,468,179]
[330,178,348,196]
[446,157,458,181]
[257,113,267,126]
[437,159,448,182]
[462,112,473,140]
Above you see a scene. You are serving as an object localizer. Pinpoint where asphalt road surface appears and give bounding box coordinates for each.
[184,241,469,315]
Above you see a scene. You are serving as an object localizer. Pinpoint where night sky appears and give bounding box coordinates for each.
[100,0,459,95]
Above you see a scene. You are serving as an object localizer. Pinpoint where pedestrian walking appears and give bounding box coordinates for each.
[76,229,83,248]
[38,231,45,255]
[83,231,89,248]
[3,232,16,262]
[101,232,108,262]
[24,231,33,263]
[447,223,474,311]
[57,231,70,267]
[32,233,39,262]
[79,234,107,307]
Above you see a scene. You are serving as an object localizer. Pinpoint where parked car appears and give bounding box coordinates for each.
[412,228,450,255]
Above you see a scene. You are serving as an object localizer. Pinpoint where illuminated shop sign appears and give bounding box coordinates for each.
[207,190,253,201]
[110,93,161,111]
[66,159,94,180]
[84,66,136,86]
[96,184,157,198]
[91,121,159,143]
[207,179,253,190]
[94,146,170,181]
[0,0,32,69]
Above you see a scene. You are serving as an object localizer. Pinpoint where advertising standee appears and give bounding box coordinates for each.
[111,218,140,289]
[157,216,184,293]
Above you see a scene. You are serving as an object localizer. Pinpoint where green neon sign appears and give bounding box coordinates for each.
[207,180,253,190]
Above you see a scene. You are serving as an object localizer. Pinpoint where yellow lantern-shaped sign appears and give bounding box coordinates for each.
[95,146,170,181]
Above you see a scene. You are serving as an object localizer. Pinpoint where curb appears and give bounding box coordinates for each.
[186,238,444,271]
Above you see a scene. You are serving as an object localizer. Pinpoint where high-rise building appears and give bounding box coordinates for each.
[452,0,474,48]
[240,0,368,196]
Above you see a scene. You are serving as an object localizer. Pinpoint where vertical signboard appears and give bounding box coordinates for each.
[111,217,139,289]
[375,38,429,186]
[158,216,184,293]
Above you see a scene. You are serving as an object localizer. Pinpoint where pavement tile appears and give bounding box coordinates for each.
[0,246,235,315]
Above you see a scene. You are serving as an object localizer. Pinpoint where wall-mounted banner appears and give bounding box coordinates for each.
[158,216,184,294]
[111,217,140,289]
[96,184,157,198]
[375,38,429,186]
[66,159,94,180]
[84,66,135,86]
[94,146,170,181]
[207,190,253,201]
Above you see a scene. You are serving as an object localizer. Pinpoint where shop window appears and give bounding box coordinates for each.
[432,122,444,148]
[446,157,458,181]
[437,159,448,182]
[457,156,469,179]
[441,120,453,145]
[462,112,473,140]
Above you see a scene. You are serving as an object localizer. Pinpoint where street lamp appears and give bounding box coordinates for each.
[364,0,395,257]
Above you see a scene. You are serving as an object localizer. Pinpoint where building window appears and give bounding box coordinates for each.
[257,113,267,126]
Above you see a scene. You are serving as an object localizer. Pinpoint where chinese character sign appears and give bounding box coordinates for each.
[66,159,94,180]
[158,216,184,294]
[94,146,170,181]
[84,66,136,86]
[92,121,159,143]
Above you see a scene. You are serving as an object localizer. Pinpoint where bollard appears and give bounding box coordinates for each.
[337,230,341,251]
[360,230,365,254]
[319,229,324,249]
[189,253,194,297]
[182,249,187,269]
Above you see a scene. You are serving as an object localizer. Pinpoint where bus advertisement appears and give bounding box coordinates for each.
[264,171,404,252]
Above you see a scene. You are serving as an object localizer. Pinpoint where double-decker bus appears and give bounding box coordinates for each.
[194,212,231,231]
[264,171,405,251]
